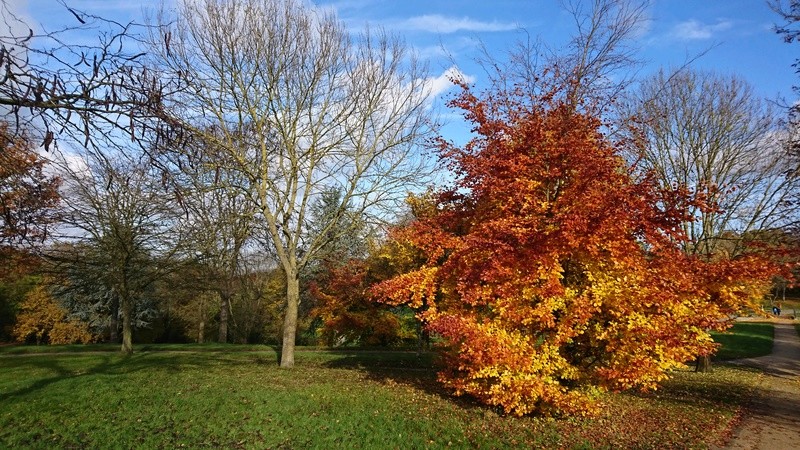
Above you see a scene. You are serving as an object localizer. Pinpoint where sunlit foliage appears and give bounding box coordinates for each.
[374,82,776,416]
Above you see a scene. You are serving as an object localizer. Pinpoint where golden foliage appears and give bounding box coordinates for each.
[12,285,94,344]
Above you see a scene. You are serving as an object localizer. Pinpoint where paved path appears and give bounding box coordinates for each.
[719,320,800,450]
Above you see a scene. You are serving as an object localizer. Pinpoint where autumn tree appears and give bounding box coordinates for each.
[0,122,60,250]
[0,122,60,339]
[12,284,94,345]
[146,0,433,367]
[374,80,776,416]
[311,258,410,347]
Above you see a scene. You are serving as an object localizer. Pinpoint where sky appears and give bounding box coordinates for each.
[12,0,799,142]
[319,0,796,100]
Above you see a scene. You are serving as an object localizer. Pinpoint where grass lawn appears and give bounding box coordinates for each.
[0,346,764,449]
[712,322,774,361]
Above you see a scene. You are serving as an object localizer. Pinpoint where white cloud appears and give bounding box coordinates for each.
[397,14,517,34]
[425,66,476,98]
[670,19,733,41]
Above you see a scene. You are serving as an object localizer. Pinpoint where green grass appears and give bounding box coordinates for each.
[0,342,279,355]
[0,346,764,449]
[712,322,774,361]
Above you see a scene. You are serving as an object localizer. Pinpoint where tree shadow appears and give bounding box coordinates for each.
[632,365,766,409]
[0,350,275,402]
[320,349,486,412]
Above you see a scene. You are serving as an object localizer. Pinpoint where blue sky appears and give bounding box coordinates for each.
[316,0,796,101]
[15,0,799,126]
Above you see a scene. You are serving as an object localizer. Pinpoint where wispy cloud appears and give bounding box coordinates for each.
[396,14,517,34]
[425,66,476,98]
[670,19,733,41]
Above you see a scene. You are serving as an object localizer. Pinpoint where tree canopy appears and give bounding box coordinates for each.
[373,81,777,416]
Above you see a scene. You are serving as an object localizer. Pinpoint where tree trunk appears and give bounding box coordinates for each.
[695,354,712,373]
[109,294,120,343]
[218,292,230,343]
[121,295,133,354]
[198,295,205,343]
[280,271,300,368]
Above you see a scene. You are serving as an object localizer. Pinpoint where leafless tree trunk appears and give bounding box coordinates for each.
[121,291,133,354]
[218,291,231,343]
[109,294,119,343]
[147,0,434,367]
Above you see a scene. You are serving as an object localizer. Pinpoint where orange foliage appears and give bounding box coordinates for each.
[373,83,778,416]
[311,259,408,346]
[0,122,61,249]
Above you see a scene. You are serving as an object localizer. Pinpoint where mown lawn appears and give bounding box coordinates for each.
[712,322,774,361]
[0,345,764,449]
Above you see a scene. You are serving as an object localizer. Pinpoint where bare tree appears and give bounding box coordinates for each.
[50,150,180,353]
[769,0,800,160]
[770,0,800,95]
[474,0,649,114]
[176,142,258,343]
[147,0,434,367]
[624,68,797,259]
[0,1,176,152]
[559,0,648,109]
[622,68,799,372]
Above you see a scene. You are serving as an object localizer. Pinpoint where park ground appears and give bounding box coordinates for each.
[715,318,800,450]
[0,319,796,449]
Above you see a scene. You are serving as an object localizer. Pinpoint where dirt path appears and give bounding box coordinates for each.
[718,320,800,450]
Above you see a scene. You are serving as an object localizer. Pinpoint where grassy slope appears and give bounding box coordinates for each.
[712,322,774,361]
[0,347,762,449]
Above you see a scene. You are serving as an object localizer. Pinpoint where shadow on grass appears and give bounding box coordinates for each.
[320,349,487,412]
[0,354,140,403]
[634,365,765,410]
[0,351,274,403]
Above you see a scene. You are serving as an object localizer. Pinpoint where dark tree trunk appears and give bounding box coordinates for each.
[121,294,133,354]
[695,354,712,373]
[218,292,230,343]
